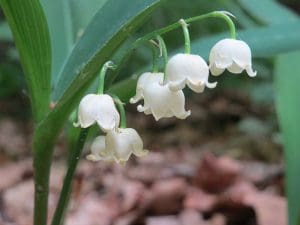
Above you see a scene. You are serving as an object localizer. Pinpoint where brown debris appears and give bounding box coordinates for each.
[194,153,241,193]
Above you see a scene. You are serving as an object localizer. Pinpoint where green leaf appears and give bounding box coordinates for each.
[190,21,300,59]
[238,0,299,25]
[32,2,163,224]
[0,0,51,122]
[69,0,108,38]
[0,21,12,41]
[53,0,162,102]
[41,0,108,86]
[40,0,73,86]
[274,51,300,225]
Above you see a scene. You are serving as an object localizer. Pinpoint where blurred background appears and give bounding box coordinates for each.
[0,0,299,225]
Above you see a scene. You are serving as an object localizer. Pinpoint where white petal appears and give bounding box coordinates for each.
[206,80,218,89]
[77,94,120,131]
[227,62,244,74]
[246,65,257,77]
[166,54,209,92]
[169,90,191,119]
[209,39,234,69]
[186,79,205,93]
[87,136,112,162]
[231,40,252,68]
[94,94,120,132]
[209,38,256,77]
[77,94,100,128]
[131,72,190,120]
[106,128,146,163]
[130,73,152,104]
[210,63,225,76]
[168,79,186,92]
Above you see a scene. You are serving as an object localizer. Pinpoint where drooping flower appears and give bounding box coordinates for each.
[165,53,217,93]
[86,136,112,162]
[209,38,256,77]
[74,94,120,132]
[86,128,148,163]
[130,72,191,121]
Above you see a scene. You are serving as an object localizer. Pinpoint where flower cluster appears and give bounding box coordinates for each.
[75,12,256,164]
[74,93,147,164]
[130,38,256,120]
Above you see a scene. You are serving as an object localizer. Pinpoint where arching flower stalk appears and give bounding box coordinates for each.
[165,19,217,93]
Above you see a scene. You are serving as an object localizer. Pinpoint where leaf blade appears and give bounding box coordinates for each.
[0,0,51,122]
[53,0,162,102]
[274,51,300,225]
[238,0,299,25]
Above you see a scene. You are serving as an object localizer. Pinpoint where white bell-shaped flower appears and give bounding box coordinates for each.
[130,72,191,121]
[87,128,148,163]
[165,53,217,93]
[209,38,257,77]
[74,94,120,132]
[86,136,113,162]
[106,128,148,163]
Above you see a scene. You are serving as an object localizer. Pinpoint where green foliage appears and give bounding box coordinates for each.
[40,0,73,85]
[238,0,299,25]
[1,0,300,225]
[0,63,22,97]
[275,51,300,225]
[31,1,164,225]
[40,0,107,85]
[0,0,51,123]
[0,21,12,41]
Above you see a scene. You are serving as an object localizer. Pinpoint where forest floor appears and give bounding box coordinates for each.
[0,89,285,225]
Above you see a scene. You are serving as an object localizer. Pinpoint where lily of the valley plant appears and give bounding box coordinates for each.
[0,2,256,224]
[59,10,256,225]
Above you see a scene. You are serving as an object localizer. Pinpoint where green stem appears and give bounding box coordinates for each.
[108,11,236,85]
[179,19,191,54]
[133,11,236,48]
[51,128,89,225]
[112,95,127,128]
[149,40,159,73]
[97,61,116,94]
[156,35,168,68]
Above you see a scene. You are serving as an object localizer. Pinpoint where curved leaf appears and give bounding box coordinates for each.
[40,0,73,85]
[32,3,163,224]
[190,21,300,59]
[0,0,51,122]
[53,0,162,101]
[238,0,299,25]
[275,51,300,225]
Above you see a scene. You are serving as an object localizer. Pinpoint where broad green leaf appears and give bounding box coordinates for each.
[41,0,108,86]
[0,0,51,122]
[190,21,300,59]
[221,0,257,28]
[40,0,73,86]
[53,0,163,102]
[35,0,163,159]
[0,21,12,41]
[274,51,300,225]
[238,0,299,25]
[33,4,163,223]
[69,0,108,39]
